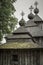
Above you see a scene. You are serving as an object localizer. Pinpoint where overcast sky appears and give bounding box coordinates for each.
[14,0,43,21]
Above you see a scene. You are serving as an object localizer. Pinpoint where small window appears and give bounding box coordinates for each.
[12,55,18,62]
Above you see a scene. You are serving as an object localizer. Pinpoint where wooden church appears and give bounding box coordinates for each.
[0,1,43,65]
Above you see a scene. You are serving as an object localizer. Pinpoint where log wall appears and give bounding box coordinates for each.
[0,49,43,65]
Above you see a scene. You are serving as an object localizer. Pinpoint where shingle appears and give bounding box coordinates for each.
[6,26,32,39]
[32,30,43,37]
[25,14,43,37]
[26,23,43,37]
[0,42,40,49]
[13,26,28,33]
[33,15,43,22]
[6,34,31,39]
[26,19,37,27]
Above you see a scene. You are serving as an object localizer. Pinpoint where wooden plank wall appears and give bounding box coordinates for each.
[0,50,11,65]
[40,50,43,65]
[18,50,40,65]
[0,49,42,65]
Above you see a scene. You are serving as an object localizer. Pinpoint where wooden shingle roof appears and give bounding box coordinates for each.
[33,15,43,22]
[13,26,28,33]
[6,26,32,39]
[25,14,43,37]
[32,30,43,37]
[26,25,43,37]
[25,19,37,27]
[0,42,40,49]
[6,34,31,39]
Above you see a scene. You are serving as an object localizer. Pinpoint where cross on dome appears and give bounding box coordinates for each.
[21,11,25,18]
[29,5,34,13]
[19,11,25,26]
[34,1,38,8]
[28,5,34,19]
[34,1,39,14]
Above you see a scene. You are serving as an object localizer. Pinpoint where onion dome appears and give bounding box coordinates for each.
[19,18,25,26]
[19,11,25,26]
[34,8,39,14]
[28,5,34,19]
[34,1,39,14]
[28,13,34,19]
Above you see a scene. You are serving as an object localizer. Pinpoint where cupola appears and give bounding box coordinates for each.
[34,1,39,15]
[28,5,34,19]
[19,11,25,26]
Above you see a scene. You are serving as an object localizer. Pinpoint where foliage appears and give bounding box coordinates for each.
[0,0,17,40]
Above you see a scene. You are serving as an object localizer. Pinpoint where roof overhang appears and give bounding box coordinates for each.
[0,42,40,49]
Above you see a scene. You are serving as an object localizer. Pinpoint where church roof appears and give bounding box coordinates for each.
[6,26,34,42]
[33,15,43,23]
[26,14,43,27]
[26,25,43,37]
[13,26,28,33]
[25,14,43,37]
[25,19,37,27]
[32,30,43,37]
[6,33,31,39]
[0,42,40,49]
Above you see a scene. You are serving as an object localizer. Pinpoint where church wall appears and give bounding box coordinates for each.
[26,26,40,35]
[33,37,43,47]
[40,50,43,65]
[0,49,43,65]
[0,50,11,65]
[41,38,43,47]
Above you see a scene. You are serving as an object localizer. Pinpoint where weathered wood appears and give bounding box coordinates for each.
[27,51,30,65]
[40,50,43,65]
[21,51,25,65]
[25,52,27,65]
[36,50,40,65]
[31,51,33,65]
[0,49,42,65]
[33,51,36,65]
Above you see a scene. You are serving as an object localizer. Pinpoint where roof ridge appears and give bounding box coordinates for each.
[33,14,43,21]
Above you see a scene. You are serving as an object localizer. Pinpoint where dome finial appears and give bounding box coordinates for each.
[29,5,34,13]
[19,11,25,26]
[21,11,24,19]
[34,1,38,8]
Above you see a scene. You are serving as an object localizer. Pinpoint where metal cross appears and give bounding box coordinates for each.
[29,5,33,13]
[21,11,24,18]
[34,1,38,8]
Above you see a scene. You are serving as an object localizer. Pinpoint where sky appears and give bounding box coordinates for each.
[1,0,43,44]
[14,0,43,22]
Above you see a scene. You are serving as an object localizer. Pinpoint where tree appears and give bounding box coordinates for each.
[0,0,17,41]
